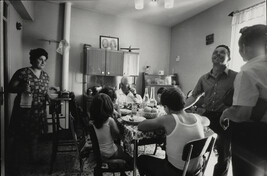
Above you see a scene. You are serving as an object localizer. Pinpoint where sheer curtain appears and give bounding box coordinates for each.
[229,2,266,72]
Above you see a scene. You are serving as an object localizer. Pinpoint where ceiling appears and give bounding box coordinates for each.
[49,0,224,27]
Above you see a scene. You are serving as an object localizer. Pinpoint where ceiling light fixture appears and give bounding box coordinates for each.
[150,0,158,6]
[164,0,174,8]
[135,0,144,10]
[134,0,174,10]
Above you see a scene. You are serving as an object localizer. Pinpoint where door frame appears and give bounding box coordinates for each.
[0,0,5,175]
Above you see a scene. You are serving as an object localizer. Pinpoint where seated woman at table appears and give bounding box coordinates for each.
[99,86,121,118]
[90,93,132,168]
[137,87,210,176]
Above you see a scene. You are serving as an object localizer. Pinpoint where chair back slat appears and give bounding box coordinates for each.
[182,145,193,176]
[87,123,103,167]
[182,137,210,161]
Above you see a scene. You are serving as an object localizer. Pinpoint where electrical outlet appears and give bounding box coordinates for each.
[176,56,180,62]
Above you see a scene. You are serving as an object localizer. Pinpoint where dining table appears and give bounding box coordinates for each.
[116,110,166,176]
[115,108,215,176]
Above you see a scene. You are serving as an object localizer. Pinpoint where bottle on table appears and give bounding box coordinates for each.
[142,87,150,108]
[20,80,33,108]
[149,87,157,107]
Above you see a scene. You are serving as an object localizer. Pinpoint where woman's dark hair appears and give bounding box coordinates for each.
[29,48,48,65]
[215,45,231,60]
[90,93,114,129]
[160,87,185,111]
[157,87,166,95]
[99,86,117,102]
[239,24,267,47]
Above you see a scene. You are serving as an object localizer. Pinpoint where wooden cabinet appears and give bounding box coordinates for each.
[141,72,179,97]
[85,47,124,76]
[106,50,124,76]
[85,47,139,76]
[123,52,139,76]
[85,48,106,75]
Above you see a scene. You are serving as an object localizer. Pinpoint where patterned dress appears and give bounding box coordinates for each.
[9,67,49,139]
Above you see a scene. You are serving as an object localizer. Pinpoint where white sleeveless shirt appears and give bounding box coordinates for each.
[93,117,118,158]
[166,114,205,172]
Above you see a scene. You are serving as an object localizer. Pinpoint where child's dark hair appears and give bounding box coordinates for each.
[157,87,166,95]
[160,87,185,111]
[99,86,117,102]
[90,93,114,129]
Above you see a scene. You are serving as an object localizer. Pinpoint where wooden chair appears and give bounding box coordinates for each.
[49,97,89,174]
[87,123,133,176]
[182,134,217,176]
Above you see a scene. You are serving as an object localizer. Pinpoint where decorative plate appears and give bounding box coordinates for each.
[120,108,132,115]
[121,115,146,125]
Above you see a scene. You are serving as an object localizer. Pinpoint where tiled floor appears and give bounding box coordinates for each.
[8,140,233,176]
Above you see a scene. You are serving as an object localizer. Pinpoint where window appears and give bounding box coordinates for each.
[229,2,266,72]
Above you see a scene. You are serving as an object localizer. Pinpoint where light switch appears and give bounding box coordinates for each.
[176,56,180,62]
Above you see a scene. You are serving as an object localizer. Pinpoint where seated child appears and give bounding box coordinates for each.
[90,93,132,168]
[137,87,210,176]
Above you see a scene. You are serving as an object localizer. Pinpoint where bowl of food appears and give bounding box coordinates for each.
[141,107,158,119]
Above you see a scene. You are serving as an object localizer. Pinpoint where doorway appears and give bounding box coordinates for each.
[1,1,8,175]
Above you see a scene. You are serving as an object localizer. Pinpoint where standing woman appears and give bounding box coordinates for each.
[220,25,267,176]
[7,48,49,173]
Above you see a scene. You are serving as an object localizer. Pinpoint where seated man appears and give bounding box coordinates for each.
[116,77,142,106]
[137,87,209,176]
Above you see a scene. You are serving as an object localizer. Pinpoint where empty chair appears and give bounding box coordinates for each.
[182,133,217,176]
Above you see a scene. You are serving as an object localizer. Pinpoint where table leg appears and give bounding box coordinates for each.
[133,139,138,176]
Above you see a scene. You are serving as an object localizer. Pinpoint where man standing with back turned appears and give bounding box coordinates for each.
[185,45,237,176]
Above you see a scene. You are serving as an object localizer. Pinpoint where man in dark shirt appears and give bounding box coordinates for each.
[185,45,237,176]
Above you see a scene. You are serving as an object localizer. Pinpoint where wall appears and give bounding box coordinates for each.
[22,1,63,88]
[6,2,24,121]
[170,0,264,94]
[17,2,171,103]
[70,7,171,98]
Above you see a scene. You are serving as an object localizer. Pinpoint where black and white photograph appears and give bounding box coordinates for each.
[1,0,266,176]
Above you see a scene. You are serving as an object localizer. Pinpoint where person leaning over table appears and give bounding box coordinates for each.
[184,45,237,176]
[116,76,142,106]
[137,87,210,176]
[220,24,267,176]
[6,48,50,175]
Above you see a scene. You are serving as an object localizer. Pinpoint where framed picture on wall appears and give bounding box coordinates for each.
[99,35,119,50]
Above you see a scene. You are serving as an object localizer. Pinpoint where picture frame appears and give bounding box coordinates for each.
[99,35,119,50]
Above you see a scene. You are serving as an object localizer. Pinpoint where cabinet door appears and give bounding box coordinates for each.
[105,50,124,76]
[86,48,106,75]
[123,52,139,76]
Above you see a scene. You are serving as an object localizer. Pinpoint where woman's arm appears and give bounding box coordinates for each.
[109,118,120,140]
[8,70,26,93]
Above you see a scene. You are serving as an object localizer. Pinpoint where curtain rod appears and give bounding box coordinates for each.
[228,1,266,17]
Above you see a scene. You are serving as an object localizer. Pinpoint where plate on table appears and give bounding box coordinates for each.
[120,108,132,115]
[121,115,146,125]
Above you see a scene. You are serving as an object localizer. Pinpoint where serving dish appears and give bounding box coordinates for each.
[121,115,146,125]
